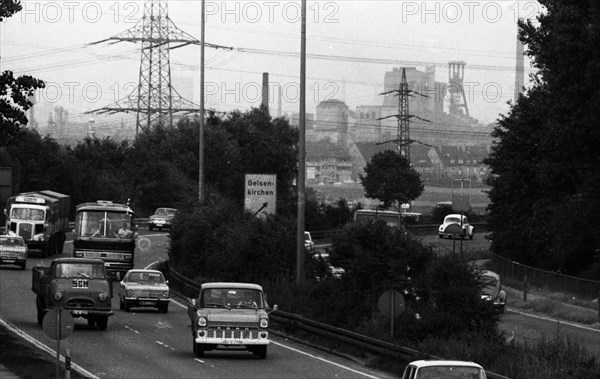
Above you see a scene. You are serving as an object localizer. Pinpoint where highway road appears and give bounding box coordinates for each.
[0,231,395,379]
[2,230,599,378]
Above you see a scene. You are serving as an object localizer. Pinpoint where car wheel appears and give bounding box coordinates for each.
[149,225,153,231]
[255,345,267,359]
[87,317,96,327]
[19,262,26,270]
[97,316,108,330]
[194,343,205,358]
[124,301,131,312]
[438,234,443,239]
[158,303,169,313]
[469,233,474,240]
[119,297,124,310]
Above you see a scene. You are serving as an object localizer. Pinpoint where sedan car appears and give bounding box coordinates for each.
[438,214,474,240]
[119,269,170,313]
[480,270,507,313]
[148,207,177,231]
[402,360,487,379]
[0,234,28,270]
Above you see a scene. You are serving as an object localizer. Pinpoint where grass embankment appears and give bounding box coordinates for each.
[0,325,89,379]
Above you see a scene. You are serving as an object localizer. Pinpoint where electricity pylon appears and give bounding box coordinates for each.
[376,68,431,160]
[87,0,231,135]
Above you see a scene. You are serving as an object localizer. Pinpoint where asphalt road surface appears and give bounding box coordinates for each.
[0,230,395,379]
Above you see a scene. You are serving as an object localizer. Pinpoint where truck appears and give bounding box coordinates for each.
[4,190,70,257]
[187,282,276,359]
[72,200,137,280]
[31,257,113,329]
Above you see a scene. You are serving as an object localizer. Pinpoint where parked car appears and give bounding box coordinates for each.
[402,360,487,379]
[119,269,170,313]
[0,234,28,270]
[480,270,507,313]
[438,214,474,240]
[148,207,177,231]
[304,231,314,250]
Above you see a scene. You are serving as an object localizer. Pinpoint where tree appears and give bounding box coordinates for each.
[1,1,45,146]
[485,0,600,276]
[359,150,424,209]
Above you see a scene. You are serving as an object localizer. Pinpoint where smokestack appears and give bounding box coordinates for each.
[514,18,525,103]
[277,86,282,117]
[262,72,269,114]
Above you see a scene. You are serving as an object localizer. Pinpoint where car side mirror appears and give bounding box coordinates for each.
[190,298,197,307]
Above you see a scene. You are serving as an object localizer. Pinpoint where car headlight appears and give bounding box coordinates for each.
[197,315,207,327]
[74,251,83,257]
[124,254,132,260]
[98,292,108,302]
[259,318,269,328]
[481,294,492,301]
[162,291,169,298]
[54,292,63,301]
[126,290,134,297]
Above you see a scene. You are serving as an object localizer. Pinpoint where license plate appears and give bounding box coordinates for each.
[2,259,15,263]
[72,279,89,288]
[72,310,88,315]
[140,301,155,306]
[221,339,243,345]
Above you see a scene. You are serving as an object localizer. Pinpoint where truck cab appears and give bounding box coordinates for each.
[73,201,137,280]
[32,257,113,330]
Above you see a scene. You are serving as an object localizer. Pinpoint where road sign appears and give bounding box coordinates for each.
[245,174,277,217]
[444,223,463,235]
[377,289,406,318]
[42,308,74,340]
[452,194,471,213]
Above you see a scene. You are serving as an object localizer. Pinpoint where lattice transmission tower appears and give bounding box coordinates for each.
[88,0,230,135]
[377,68,431,160]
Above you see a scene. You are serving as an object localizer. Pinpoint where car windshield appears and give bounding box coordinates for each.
[201,288,264,309]
[445,217,461,223]
[0,237,25,246]
[55,263,106,279]
[156,208,176,216]
[127,271,165,284]
[417,366,486,378]
[76,210,133,238]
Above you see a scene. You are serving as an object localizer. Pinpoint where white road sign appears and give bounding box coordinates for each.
[245,174,276,217]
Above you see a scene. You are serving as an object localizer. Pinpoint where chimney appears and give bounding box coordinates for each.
[514,18,525,102]
[262,72,269,114]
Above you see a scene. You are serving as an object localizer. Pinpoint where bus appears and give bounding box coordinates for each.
[72,200,136,280]
[353,209,404,228]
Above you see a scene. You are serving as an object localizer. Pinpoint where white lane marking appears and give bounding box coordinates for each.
[124,325,140,334]
[156,340,174,350]
[507,307,600,332]
[272,341,382,379]
[174,299,379,378]
[0,318,100,379]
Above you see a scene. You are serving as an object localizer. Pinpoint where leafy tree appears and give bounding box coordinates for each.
[485,0,600,276]
[359,149,424,209]
[1,1,45,146]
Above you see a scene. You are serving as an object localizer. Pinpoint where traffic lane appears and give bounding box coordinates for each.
[1,250,393,378]
[499,309,600,357]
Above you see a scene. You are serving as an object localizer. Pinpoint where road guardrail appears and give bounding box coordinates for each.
[163,260,509,379]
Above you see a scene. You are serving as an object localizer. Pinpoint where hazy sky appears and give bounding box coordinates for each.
[1,0,540,130]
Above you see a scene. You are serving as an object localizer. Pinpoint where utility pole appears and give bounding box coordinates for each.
[296,0,306,286]
[376,68,431,161]
[199,0,205,203]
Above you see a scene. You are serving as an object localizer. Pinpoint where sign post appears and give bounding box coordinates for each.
[377,289,406,338]
[42,308,74,378]
[244,174,277,218]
